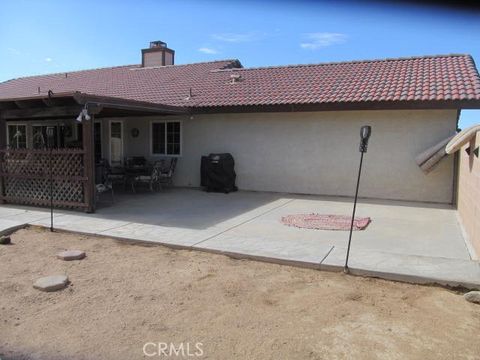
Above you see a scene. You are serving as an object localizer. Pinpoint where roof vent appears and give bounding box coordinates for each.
[184,88,193,101]
[230,74,242,84]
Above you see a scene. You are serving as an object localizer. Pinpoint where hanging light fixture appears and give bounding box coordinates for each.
[75,107,91,122]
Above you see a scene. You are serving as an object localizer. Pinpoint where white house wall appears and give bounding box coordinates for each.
[103,109,457,203]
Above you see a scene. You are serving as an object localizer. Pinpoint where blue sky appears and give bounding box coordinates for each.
[0,0,479,127]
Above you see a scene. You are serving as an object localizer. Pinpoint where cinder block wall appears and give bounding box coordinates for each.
[457,131,480,259]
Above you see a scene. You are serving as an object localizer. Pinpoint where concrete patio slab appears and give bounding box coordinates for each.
[0,188,478,289]
[95,189,289,229]
[97,192,295,246]
[1,211,57,224]
[241,195,470,260]
[99,222,210,247]
[194,233,334,268]
[0,207,30,218]
[30,214,130,234]
[321,246,480,288]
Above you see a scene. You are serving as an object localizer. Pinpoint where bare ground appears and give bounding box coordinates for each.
[0,227,479,360]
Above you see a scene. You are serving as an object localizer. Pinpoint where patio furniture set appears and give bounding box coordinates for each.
[95,156,177,202]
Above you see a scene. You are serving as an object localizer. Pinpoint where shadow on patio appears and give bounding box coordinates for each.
[94,188,285,230]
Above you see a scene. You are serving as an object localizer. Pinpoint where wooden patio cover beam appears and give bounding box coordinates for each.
[72,92,187,115]
[0,91,187,120]
[2,105,86,120]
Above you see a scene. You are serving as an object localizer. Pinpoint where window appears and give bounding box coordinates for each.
[7,124,27,149]
[32,125,58,149]
[152,121,181,155]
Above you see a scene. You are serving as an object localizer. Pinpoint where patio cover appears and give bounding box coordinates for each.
[0,91,187,120]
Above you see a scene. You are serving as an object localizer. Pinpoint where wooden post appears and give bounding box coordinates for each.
[83,114,95,213]
[0,113,6,204]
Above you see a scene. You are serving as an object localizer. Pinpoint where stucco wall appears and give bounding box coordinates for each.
[101,109,457,203]
[457,130,480,259]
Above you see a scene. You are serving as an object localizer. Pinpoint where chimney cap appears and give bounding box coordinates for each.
[150,40,167,48]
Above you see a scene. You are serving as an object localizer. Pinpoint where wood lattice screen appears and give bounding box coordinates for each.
[0,148,89,209]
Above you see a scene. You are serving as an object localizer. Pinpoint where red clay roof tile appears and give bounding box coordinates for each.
[1,55,479,109]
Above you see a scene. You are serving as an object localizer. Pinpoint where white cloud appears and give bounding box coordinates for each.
[300,32,347,50]
[45,57,53,62]
[211,32,260,43]
[7,47,21,55]
[198,47,218,54]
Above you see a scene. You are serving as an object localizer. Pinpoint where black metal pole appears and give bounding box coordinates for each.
[344,151,364,273]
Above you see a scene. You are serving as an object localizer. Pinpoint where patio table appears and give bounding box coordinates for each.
[125,165,152,176]
[125,165,153,192]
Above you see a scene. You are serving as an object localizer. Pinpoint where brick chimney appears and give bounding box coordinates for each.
[141,41,175,67]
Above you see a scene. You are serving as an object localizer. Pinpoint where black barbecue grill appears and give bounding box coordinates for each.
[201,153,238,193]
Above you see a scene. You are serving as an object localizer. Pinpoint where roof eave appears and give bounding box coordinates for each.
[190,99,480,114]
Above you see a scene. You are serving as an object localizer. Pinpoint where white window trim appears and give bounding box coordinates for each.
[150,119,183,157]
[6,123,28,149]
[109,119,124,166]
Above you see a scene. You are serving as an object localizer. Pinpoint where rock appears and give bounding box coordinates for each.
[57,250,86,261]
[464,291,480,304]
[0,236,11,245]
[33,275,69,292]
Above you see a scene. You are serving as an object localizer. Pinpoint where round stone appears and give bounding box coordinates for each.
[57,250,86,261]
[0,236,11,245]
[33,275,69,292]
[464,291,480,304]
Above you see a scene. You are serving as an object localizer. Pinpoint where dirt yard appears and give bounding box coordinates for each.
[0,227,479,360]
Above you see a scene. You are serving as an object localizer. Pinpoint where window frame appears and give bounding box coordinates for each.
[108,119,124,166]
[150,119,182,157]
[6,123,28,149]
[31,123,60,149]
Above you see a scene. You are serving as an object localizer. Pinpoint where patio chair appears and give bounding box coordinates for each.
[105,161,126,189]
[95,160,114,203]
[158,157,177,188]
[130,161,162,193]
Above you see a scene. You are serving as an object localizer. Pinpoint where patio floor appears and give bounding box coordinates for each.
[0,188,479,288]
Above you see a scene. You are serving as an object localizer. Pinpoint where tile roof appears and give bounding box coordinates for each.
[0,60,241,107]
[1,54,480,110]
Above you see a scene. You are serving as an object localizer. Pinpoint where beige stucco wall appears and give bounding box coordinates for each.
[457,131,480,259]
[101,109,457,203]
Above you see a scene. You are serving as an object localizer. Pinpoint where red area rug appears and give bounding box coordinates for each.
[281,214,371,231]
